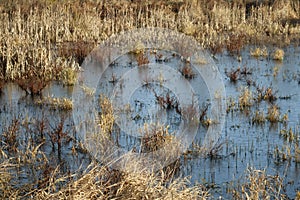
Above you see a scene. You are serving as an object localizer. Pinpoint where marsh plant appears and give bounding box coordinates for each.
[250,46,269,58]
[35,96,73,111]
[231,167,287,200]
[272,48,285,61]
[141,123,174,153]
[0,0,299,83]
[252,110,266,124]
[238,87,253,109]
[267,104,281,123]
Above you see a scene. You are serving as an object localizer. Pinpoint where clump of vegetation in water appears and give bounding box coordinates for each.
[272,48,285,61]
[267,104,280,123]
[35,96,73,110]
[252,110,266,124]
[238,87,253,109]
[231,167,287,199]
[250,46,268,58]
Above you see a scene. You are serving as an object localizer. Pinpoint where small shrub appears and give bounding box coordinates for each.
[57,41,95,65]
[16,76,50,96]
[226,34,246,55]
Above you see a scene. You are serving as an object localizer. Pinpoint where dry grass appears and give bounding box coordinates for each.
[252,110,266,124]
[35,96,73,110]
[272,48,285,61]
[0,0,299,83]
[231,167,287,200]
[250,46,268,57]
[267,104,280,123]
[32,162,209,200]
[238,87,253,109]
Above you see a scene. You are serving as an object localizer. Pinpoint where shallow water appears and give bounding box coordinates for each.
[0,44,299,198]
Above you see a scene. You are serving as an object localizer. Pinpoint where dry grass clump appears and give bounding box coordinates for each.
[250,46,268,57]
[272,48,285,61]
[1,119,20,152]
[231,167,287,200]
[254,85,278,103]
[267,104,280,123]
[35,96,73,110]
[141,123,174,152]
[295,145,300,163]
[280,127,298,143]
[34,163,209,200]
[252,110,266,124]
[98,95,115,136]
[238,87,253,109]
[0,159,19,199]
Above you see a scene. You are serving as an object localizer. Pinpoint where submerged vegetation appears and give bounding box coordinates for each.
[0,0,300,199]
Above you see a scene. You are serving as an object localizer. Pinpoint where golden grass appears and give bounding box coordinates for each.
[252,110,266,124]
[231,167,287,200]
[238,87,253,109]
[32,162,209,200]
[272,48,285,61]
[250,46,268,58]
[267,104,280,123]
[0,0,299,83]
[35,96,73,110]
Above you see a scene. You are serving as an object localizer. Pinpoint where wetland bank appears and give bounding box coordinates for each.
[1,0,300,199]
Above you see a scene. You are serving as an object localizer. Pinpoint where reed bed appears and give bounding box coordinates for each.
[0,0,299,83]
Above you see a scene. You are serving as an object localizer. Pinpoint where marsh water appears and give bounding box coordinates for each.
[0,44,300,198]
